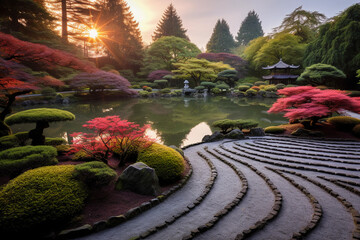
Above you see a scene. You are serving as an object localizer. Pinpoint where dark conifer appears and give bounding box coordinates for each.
[152,4,189,41]
[206,19,235,53]
[236,11,264,46]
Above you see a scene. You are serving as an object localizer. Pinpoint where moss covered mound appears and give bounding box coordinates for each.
[0,165,88,235]
[327,116,360,131]
[0,145,58,176]
[264,126,286,134]
[5,108,75,125]
[0,132,29,151]
[137,143,185,183]
[73,161,117,187]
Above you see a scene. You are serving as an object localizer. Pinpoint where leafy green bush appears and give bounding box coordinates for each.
[238,76,260,84]
[144,86,153,92]
[160,88,171,94]
[131,84,140,89]
[258,90,266,97]
[216,83,230,90]
[254,81,267,86]
[5,108,75,125]
[285,84,298,88]
[137,143,185,183]
[276,83,286,89]
[264,85,277,92]
[0,134,20,151]
[55,145,71,155]
[0,146,58,176]
[154,80,168,89]
[327,116,360,131]
[241,82,253,87]
[14,132,29,145]
[45,137,66,146]
[238,85,250,91]
[213,119,259,133]
[72,150,93,161]
[211,87,221,94]
[194,86,205,91]
[139,91,151,97]
[245,88,257,96]
[0,165,88,235]
[240,120,259,129]
[353,124,360,137]
[73,161,117,187]
[201,81,216,90]
[41,87,56,100]
[264,126,286,134]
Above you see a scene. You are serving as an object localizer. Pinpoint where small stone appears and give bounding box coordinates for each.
[58,224,92,239]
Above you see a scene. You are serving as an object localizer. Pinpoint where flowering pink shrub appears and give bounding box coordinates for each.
[70,116,154,165]
[268,86,360,126]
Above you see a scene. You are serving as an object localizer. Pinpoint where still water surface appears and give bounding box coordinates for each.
[12,97,287,147]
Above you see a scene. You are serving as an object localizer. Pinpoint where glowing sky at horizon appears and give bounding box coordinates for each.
[126,0,358,50]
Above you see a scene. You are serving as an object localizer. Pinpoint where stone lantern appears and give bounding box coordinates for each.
[184,80,189,89]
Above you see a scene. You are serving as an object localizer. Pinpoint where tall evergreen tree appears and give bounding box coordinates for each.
[236,11,264,46]
[95,0,144,72]
[206,19,235,53]
[152,4,189,41]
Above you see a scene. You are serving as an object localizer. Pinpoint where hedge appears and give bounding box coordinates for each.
[0,145,58,176]
[0,165,88,236]
[73,161,117,187]
[137,143,185,183]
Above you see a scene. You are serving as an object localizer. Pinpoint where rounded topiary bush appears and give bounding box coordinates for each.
[0,145,58,176]
[45,137,66,146]
[327,116,360,131]
[137,143,185,183]
[238,85,250,91]
[73,161,117,187]
[264,126,286,134]
[0,165,88,236]
[353,124,360,137]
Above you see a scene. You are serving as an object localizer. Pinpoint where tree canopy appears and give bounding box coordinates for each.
[297,63,347,88]
[303,4,360,87]
[172,58,233,86]
[152,4,189,41]
[273,6,326,43]
[236,11,264,46]
[206,19,235,53]
[141,36,201,75]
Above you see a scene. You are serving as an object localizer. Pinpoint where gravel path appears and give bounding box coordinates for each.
[75,136,360,240]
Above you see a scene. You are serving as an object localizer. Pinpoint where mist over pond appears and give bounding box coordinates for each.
[12,97,287,147]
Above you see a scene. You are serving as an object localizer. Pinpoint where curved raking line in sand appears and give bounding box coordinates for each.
[76,136,360,240]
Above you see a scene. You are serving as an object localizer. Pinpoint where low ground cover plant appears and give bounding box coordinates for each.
[264,126,286,134]
[327,116,360,131]
[73,161,117,187]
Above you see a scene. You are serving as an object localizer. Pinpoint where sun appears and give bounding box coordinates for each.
[88,29,98,39]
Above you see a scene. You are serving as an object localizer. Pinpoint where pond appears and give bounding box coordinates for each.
[11,97,287,147]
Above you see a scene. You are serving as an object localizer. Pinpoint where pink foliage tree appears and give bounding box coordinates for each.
[70,70,137,96]
[70,116,154,166]
[268,86,360,126]
[0,33,96,73]
[147,70,172,82]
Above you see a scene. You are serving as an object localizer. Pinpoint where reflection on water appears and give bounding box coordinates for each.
[12,97,287,147]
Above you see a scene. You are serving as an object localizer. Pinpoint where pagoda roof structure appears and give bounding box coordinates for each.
[262,59,299,70]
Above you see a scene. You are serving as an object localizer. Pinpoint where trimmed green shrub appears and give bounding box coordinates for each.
[0,134,20,151]
[264,85,277,92]
[5,108,75,125]
[137,143,185,183]
[160,88,171,94]
[169,145,184,157]
[211,87,221,94]
[201,81,216,90]
[238,85,250,91]
[254,81,267,86]
[0,165,88,235]
[245,88,257,96]
[264,126,286,134]
[45,137,66,146]
[55,145,71,155]
[285,84,298,88]
[353,124,360,137]
[258,90,266,97]
[0,146,58,176]
[212,119,237,133]
[41,87,56,100]
[276,83,286,89]
[73,161,117,187]
[72,150,93,161]
[239,120,258,130]
[14,131,30,145]
[154,80,168,89]
[194,86,205,91]
[327,116,360,131]
[241,82,253,87]
[139,91,151,97]
[216,83,230,90]
[144,86,152,92]
[131,84,140,89]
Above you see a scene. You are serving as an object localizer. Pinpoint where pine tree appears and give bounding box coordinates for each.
[236,11,264,46]
[96,0,144,72]
[152,4,189,41]
[206,19,235,53]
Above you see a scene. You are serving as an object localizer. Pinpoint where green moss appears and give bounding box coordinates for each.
[0,165,88,235]
[72,150,93,161]
[45,137,66,146]
[73,161,117,187]
[264,126,286,134]
[137,143,185,183]
[327,116,360,131]
[0,134,20,151]
[0,146,58,176]
[5,108,75,125]
[352,124,360,137]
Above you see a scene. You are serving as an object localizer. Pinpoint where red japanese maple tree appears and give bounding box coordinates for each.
[147,70,172,82]
[268,86,360,126]
[70,116,154,165]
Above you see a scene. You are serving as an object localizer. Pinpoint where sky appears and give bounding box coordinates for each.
[126,0,359,51]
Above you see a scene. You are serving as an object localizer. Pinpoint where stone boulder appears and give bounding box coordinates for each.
[117,162,160,196]
[225,129,245,140]
[202,131,225,142]
[250,128,265,136]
